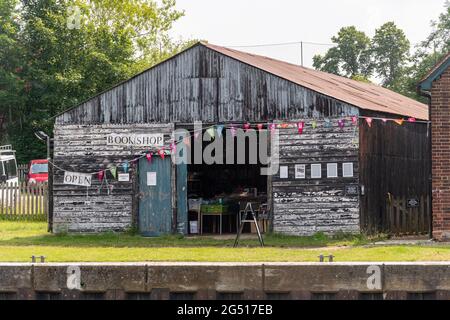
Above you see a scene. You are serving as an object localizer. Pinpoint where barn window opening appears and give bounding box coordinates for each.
[343,163,354,178]
[182,125,269,236]
[327,163,338,178]
[311,164,322,179]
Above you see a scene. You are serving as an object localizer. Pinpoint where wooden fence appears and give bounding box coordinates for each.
[18,164,28,182]
[385,194,431,236]
[0,183,48,221]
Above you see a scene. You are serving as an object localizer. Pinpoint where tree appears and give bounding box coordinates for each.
[372,22,410,89]
[422,5,450,55]
[2,0,188,163]
[313,26,373,79]
[0,0,25,142]
[400,4,450,101]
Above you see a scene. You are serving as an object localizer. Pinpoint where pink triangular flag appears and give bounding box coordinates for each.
[170,142,176,153]
[158,148,165,159]
[269,124,276,134]
[230,125,237,137]
[297,122,305,134]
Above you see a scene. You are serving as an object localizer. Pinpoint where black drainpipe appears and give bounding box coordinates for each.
[419,89,433,239]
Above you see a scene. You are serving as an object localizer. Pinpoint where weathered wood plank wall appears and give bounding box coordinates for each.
[56,45,359,125]
[53,124,173,233]
[272,120,360,236]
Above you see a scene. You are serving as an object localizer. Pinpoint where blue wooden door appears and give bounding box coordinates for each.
[139,157,172,236]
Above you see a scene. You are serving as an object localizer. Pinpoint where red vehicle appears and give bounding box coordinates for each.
[27,160,48,184]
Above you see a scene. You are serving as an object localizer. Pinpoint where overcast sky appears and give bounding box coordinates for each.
[170,0,447,68]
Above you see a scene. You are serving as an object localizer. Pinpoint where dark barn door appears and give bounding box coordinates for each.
[139,157,172,236]
[359,120,431,236]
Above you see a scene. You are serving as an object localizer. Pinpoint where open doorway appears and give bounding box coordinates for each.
[180,125,269,236]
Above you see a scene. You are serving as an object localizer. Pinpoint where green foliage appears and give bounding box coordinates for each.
[314,23,410,87]
[404,5,450,100]
[424,6,450,54]
[0,0,188,162]
[313,4,450,101]
[372,22,410,88]
[313,26,373,79]
[0,0,26,140]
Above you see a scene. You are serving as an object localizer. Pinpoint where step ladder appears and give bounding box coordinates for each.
[234,202,264,248]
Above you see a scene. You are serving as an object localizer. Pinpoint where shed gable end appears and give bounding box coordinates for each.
[56,45,359,125]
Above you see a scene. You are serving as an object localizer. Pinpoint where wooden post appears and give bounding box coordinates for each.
[0,183,3,217]
[32,183,36,218]
[8,183,13,219]
[48,157,54,232]
[43,183,49,220]
[16,182,21,219]
[171,125,178,234]
[267,124,274,233]
[131,159,139,231]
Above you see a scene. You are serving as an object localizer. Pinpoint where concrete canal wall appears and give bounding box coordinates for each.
[0,262,450,300]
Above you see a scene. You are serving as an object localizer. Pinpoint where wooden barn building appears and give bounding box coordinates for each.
[50,42,430,236]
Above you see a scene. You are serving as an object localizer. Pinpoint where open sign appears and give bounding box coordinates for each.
[64,171,92,187]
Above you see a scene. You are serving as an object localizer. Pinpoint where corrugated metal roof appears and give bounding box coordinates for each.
[203,42,429,120]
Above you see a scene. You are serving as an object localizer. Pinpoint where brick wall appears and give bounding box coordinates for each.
[431,67,450,240]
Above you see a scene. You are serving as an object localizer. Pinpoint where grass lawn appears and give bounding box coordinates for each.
[1,221,450,262]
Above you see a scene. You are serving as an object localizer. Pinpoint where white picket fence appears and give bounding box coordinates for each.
[0,182,48,221]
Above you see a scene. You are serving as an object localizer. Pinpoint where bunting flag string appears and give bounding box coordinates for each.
[122,161,129,173]
[297,122,305,134]
[216,125,224,138]
[170,142,177,153]
[48,115,430,177]
[110,166,117,179]
[97,170,105,182]
[230,125,237,137]
[206,127,216,139]
[269,124,276,134]
[257,123,264,131]
[158,148,165,159]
